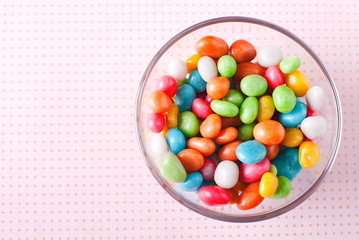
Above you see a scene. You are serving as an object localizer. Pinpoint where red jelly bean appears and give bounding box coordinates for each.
[264,144,280,160]
[199,158,217,181]
[198,186,231,206]
[147,112,165,133]
[229,39,257,63]
[236,181,264,210]
[264,66,285,90]
[239,157,270,183]
[192,98,213,119]
[195,36,229,59]
[306,104,317,117]
[157,75,178,97]
[232,62,266,82]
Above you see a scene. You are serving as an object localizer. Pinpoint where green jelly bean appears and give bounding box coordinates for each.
[217,55,237,78]
[223,89,244,107]
[269,164,278,176]
[237,122,256,141]
[271,176,291,199]
[239,96,258,124]
[177,111,199,138]
[157,152,186,183]
[177,78,188,87]
[210,100,239,117]
[279,56,301,74]
[272,86,296,113]
[240,74,268,97]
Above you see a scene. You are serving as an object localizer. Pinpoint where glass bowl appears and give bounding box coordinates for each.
[135,16,342,222]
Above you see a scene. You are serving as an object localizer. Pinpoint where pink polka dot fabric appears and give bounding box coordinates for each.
[0,0,358,239]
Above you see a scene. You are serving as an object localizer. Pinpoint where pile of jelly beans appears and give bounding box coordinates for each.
[146,36,326,210]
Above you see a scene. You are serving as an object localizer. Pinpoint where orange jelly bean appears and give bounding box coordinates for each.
[195,36,229,59]
[231,179,248,192]
[218,140,242,161]
[177,149,204,173]
[186,137,216,157]
[185,53,202,73]
[264,144,280,160]
[200,114,222,138]
[147,90,172,113]
[206,76,230,100]
[214,127,238,145]
[166,104,178,129]
[253,120,285,145]
[285,70,309,97]
[236,181,264,210]
[232,62,266,82]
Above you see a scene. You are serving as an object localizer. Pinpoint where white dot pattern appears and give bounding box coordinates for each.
[0,0,358,239]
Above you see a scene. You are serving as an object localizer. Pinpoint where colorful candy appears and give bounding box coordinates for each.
[214,127,238,145]
[240,74,268,97]
[198,186,231,206]
[300,116,327,139]
[236,140,266,164]
[177,111,199,138]
[206,76,230,100]
[259,172,279,198]
[200,113,222,138]
[195,36,229,59]
[177,149,204,172]
[197,56,218,82]
[298,141,320,169]
[239,157,270,183]
[214,160,240,189]
[199,158,217,181]
[272,86,297,113]
[180,172,203,191]
[285,70,309,97]
[236,181,264,210]
[253,120,285,145]
[186,137,216,157]
[279,55,301,74]
[256,46,283,67]
[217,55,237,78]
[157,152,187,183]
[175,84,196,113]
[271,176,292,199]
[222,89,244,107]
[168,59,187,82]
[278,101,307,127]
[306,86,324,111]
[271,148,302,181]
[210,100,239,117]
[166,128,186,155]
[191,98,213,119]
[229,39,256,62]
[239,96,258,124]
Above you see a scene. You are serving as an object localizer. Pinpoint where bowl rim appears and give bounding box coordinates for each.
[134,16,342,222]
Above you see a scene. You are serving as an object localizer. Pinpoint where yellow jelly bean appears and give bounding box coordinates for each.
[160,118,170,137]
[167,104,178,129]
[257,95,275,122]
[299,141,320,169]
[259,172,278,198]
[281,127,304,147]
[285,70,309,97]
[185,53,202,73]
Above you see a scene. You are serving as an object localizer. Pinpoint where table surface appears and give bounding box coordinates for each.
[0,0,358,239]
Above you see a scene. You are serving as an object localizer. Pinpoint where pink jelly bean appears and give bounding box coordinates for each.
[147,112,165,133]
[199,158,217,181]
[196,91,207,99]
[239,157,270,183]
[306,104,317,117]
[205,95,214,103]
[192,98,213,119]
[264,66,284,90]
[157,75,178,97]
[198,186,231,206]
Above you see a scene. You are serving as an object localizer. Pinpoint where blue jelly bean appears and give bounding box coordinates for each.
[236,140,266,164]
[195,180,215,193]
[187,70,207,92]
[271,148,302,181]
[179,172,203,192]
[166,128,186,155]
[278,101,307,127]
[175,84,196,113]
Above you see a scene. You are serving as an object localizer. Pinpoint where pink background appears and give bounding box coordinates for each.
[0,0,358,239]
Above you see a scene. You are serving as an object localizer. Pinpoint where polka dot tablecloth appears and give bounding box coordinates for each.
[0,0,358,239]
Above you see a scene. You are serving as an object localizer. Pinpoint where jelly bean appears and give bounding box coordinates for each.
[236,181,264,210]
[300,116,327,139]
[218,140,242,161]
[157,75,178,97]
[222,89,244,107]
[210,100,239,117]
[237,122,256,141]
[157,152,187,183]
[240,74,268,97]
[214,160,240,189]
[214,127,238,145]
[197,56,218,82]
[306,104,317,117]
[281,127,304,148]
[150,133,169,158]
[253,120,285,145]
[271,176,291,199]
[271,148,302,181]
[278,101,307,127]
[166,104,178,128]
[257,95,275,122]
[236,140,266,164]
[177,149,204,172]
[185,53,202,73]
[147,90,172,113]
[195,36,229,59]
[159,120,170,137]
[187,70,207,92]
[221,116,242,129]
[232,62,266,82]
[192,98,213,119]
[177,78,188,87]
[147,112,165,133]
[239,96,258,124]
[299,141,320,169]
[306,86,324,111]
[279,55,301,74]
[199,158,217,181]
[179,172,203,192]
[231,179,248,192]
[256,46,283,67]
[198,186,231,206]
[166,128,186,155]
[196,180,215,193]
[264,66,284,90]
[285,70,309,97]
[269,164,278,175]
[168,59,187,82]
[227,188,239,204]
[175,84,196,113]
[186,137,216,157]
[229,39,256,62]
[177,111,199,138]
[239,157,270,183]
[217,55,237,78]
[259,172,278,198]
[206,76,230,100]
[272,86,296,113]
[265,144,280,160]
[200,114,222,138]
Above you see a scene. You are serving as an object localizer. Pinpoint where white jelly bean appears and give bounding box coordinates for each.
[300,116,327,139]
[214,160,239,189]
[306,86,324,111]
[150,133,169,157]
[197,56,218,82]
[257,46,283,67]
[168,59,187,82]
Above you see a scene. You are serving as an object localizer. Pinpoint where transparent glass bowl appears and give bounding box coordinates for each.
[135,16,342,222]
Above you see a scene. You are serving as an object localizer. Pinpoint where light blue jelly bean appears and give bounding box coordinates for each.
[196,180,215,193]
[236,140,266,164]
[179,172,203,192]
[271,148,302,181]
[175,84,196,113]
[278,101,307,127]
[187,70,207,92]
[166,128,186,155]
